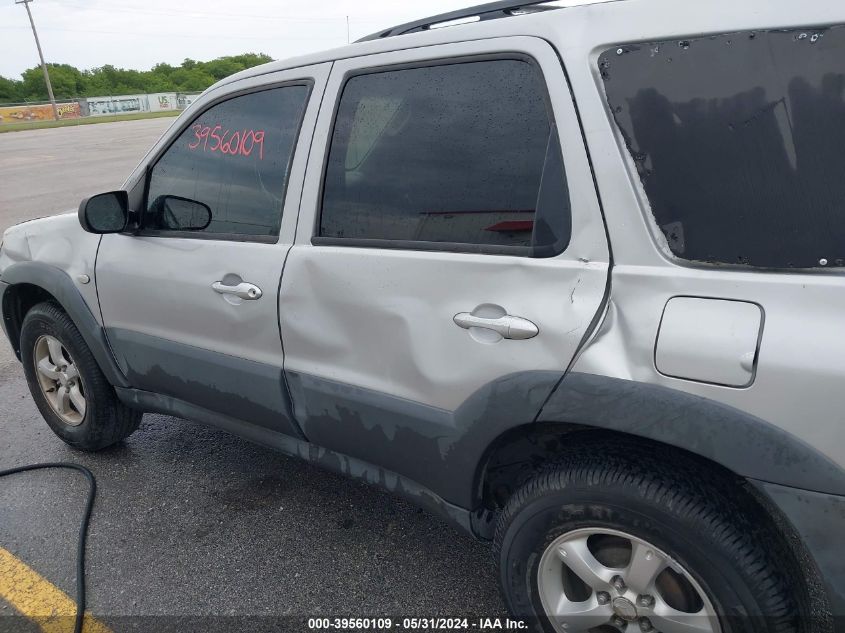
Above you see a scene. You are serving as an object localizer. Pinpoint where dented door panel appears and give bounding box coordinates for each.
[279,37,610,488]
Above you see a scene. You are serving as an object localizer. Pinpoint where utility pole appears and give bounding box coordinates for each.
[346,15,350,44]
[16,0,58,120]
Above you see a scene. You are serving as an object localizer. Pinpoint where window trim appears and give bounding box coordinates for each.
[137,79,314,243]
[313,53,571,258]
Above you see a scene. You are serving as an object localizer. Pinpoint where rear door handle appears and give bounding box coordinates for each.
[212,281,263,300]
[453,312,538,340]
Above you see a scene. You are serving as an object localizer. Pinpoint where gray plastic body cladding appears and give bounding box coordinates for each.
[106,328,303,439]
[539,372,845,495]
[0,262,129,388]
[0,281,11,349]
[753,480,845,629]
[286,369,564,509]
[114,386,472,534]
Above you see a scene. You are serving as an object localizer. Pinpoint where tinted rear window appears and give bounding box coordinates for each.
[601,27,845,269]
[319,59,570,256]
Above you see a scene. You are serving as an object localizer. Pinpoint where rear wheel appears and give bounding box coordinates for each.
[494,441,805,633]
[535,527,719,632]
[20,301,141,450]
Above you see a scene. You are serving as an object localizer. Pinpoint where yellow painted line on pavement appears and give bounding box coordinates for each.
[0,546,112,633]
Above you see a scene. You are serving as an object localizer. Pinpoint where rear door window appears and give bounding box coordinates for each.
[601,26,845,269]
[319,58,570,256]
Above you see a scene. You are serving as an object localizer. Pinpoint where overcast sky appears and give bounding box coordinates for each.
[0,0,525,80]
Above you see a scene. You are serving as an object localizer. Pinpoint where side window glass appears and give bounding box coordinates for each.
[146,85,310,238]
[344,97,403,170]
[320,59,570,255]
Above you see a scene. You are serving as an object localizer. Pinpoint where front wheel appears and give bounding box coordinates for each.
[20,301,142,450]
[494,441,805,633]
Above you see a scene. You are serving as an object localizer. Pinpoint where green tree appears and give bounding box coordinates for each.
[1,53,273,103]
[0,76,21,102]
[203,58,241,81]
[20,63,87,100]
[168,67,215,92]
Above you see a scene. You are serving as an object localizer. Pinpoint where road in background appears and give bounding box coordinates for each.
[0,118,172,370]
[0,120,505,626]
[0,118,173,232]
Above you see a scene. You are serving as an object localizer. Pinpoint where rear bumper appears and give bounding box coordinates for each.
[753,479,845,631]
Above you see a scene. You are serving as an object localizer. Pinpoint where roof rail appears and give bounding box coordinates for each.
[356,0,561,42]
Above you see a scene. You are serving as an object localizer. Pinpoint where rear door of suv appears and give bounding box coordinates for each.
[279,38,610,504]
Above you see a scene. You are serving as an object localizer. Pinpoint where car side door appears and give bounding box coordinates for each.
[95,64,330,438]
[279,38,610,507]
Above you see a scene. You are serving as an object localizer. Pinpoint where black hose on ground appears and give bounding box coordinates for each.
[0,463,96,633]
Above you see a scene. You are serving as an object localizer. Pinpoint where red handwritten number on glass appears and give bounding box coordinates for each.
[188,123,265,160]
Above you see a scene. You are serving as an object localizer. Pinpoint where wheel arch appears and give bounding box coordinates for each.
[0,261,129,388]
[537,372,845,496]
[474,372,845,512]
[1,281,55,360]
[476,423,831,624]
[475,423,744,517]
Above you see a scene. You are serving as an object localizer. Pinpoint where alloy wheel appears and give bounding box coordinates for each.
[537,527,720,633]
[33,334,87,426]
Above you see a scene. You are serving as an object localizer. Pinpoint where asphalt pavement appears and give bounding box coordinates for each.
[0,120,505,629]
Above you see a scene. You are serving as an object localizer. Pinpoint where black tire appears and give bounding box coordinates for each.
[494,438,806,633]
[20,301,141,451]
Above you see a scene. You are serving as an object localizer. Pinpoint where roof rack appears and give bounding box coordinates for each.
[356,0,561,42]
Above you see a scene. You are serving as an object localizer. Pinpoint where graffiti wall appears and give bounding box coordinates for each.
[87,95,145,116]
[85,93,179,116]
[0,101,81,124]
[0,92,198,125]
[149,93,178,112]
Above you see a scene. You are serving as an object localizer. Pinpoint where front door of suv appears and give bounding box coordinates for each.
[279,39,610,506]
[96,64,330,437]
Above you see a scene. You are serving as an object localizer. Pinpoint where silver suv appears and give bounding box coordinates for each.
[2,1,844,630]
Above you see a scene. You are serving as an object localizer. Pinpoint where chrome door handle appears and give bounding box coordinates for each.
[453,312,539,340]
[212,281,263,300]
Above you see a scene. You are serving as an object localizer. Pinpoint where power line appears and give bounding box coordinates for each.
[0,25,345,42]
[41,1,385,25]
